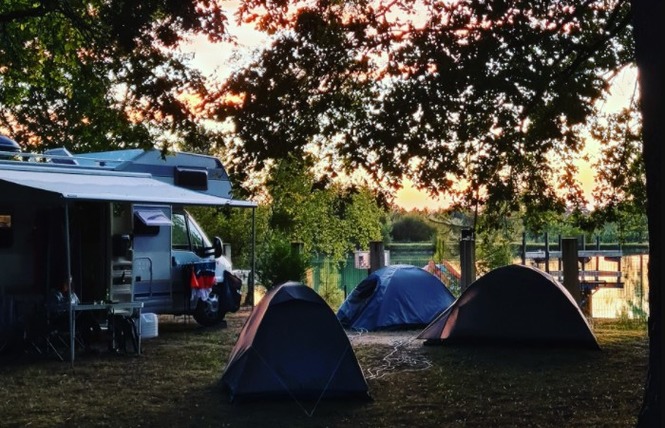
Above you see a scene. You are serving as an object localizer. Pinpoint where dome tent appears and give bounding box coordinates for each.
[337,264,456,331]
[418,264,600,349]
[221,281,369,405]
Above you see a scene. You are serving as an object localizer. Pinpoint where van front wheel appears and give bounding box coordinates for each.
[192,292,226,327]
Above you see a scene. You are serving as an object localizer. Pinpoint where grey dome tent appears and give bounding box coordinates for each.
[221,281,370,404]
[337,264,456,331]
[418,264,600,349]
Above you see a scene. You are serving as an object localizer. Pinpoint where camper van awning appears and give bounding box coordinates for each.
[0,167,256,207]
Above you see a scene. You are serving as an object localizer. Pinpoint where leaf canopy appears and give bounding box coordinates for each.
[217,0,634,220]
[0,0,229,152]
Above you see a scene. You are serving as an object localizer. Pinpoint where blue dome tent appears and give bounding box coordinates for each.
[418,264,600,349]
[221,282,370,405]
[337,264,456,331]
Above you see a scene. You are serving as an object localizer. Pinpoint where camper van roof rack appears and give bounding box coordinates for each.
[0,148,126,169]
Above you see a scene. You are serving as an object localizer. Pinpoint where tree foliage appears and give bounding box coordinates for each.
[391,214,436,242]
[217,0,634,222]
[0,0,228,152]
[263,155,387,262]
[190,155,387,282]
[250,155,386,287]
[475,227,515,274]
[589,101,647,236]
[187,205,267,270]
[256,232,309,288]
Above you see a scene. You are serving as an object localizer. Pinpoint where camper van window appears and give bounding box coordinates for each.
[187,217,207,252]
[0,213,12,248]
[172,213,189,249]
[171,212,212,254]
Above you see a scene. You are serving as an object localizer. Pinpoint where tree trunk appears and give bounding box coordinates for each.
[631,0,664,425]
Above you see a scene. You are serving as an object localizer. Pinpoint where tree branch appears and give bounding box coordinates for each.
[520,0,633,125]
[0,2,56,24]
[556,0,633,83]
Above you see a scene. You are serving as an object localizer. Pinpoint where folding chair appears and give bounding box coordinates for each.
[26,305,70,361]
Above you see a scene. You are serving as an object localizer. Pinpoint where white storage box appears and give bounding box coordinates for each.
[140,313,158,339]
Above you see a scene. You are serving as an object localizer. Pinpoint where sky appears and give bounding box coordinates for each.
[180,4,638,212]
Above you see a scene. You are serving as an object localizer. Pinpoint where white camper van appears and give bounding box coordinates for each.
[0,138,255,356]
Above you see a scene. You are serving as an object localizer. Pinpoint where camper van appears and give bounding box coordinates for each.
[0,138,255,354]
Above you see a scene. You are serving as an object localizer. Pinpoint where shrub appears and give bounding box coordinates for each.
[257,235,309,289]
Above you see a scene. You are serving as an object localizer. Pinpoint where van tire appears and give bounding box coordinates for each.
[192,290,226,327]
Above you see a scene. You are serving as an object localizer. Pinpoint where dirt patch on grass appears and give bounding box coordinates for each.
[346,328,423,347]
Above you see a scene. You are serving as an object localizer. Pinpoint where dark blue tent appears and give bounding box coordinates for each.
[418,264,600,349]
[221,281,369,403]
[337,264,456,331]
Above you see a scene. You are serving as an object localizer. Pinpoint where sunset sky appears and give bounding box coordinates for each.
[180,4,638,212]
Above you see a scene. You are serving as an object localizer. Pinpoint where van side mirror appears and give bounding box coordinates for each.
[214,237,223,258]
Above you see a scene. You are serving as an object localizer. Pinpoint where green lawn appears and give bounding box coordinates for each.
[0,311,647,427]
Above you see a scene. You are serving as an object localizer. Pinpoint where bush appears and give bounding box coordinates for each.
[318,282,345,311]
[256,235,309,289]
[317,259,346,310]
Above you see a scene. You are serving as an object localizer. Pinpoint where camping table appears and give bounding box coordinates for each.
[68,301,144,365]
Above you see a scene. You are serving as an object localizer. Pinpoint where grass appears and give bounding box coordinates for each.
[0,312,648,428]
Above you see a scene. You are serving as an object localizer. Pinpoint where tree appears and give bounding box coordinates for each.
[630,0,663,425]
[261,155,386,262]
[475,212,519,274]
[0,1,228,152]
[193,155,387,292]
[217,0,633,220]
[430,211,469,262]
[589,101,649,242]
[475,227,515,274]
[592,102,645,214]
[391,214,436,242]
[187,205,267,270]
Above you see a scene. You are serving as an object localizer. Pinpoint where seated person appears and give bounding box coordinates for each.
[46,278,100,346]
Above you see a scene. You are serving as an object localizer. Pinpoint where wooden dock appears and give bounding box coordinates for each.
[525,249,624,290]
[525,250,623,259]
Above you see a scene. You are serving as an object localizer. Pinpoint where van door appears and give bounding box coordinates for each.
[131,205,172,312]
[170,209,217,315]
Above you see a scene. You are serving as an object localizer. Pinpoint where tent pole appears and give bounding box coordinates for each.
[64,202,75,366]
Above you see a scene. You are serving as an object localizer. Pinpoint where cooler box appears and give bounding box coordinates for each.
[140,313,158,339]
